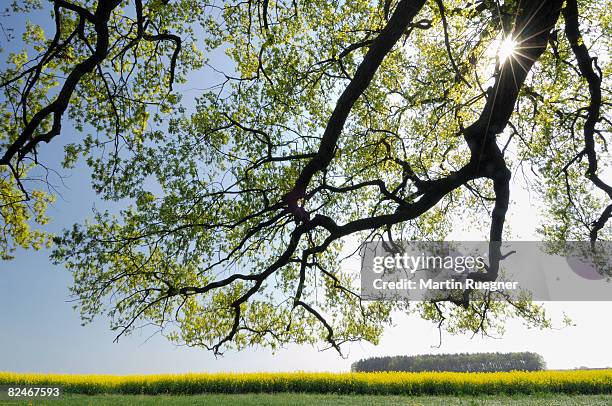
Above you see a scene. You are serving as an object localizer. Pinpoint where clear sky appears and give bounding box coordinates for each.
[1,5,611,375]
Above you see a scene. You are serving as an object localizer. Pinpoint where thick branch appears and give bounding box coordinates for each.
[0,0,122,166]
[284,0,427,216]
[563,0,612,241]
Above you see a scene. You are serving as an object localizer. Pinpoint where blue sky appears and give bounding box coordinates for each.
[1,3,612,374]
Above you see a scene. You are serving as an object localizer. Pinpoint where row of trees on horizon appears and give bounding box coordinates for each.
[352,352,546,373]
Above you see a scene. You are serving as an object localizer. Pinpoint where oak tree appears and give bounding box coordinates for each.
[0,0,609,353]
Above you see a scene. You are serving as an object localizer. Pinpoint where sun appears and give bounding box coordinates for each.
[498,37,517,62]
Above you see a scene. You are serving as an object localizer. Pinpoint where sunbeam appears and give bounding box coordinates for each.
[498,37,518,63]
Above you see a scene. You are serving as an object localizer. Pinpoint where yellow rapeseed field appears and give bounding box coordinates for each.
[1,370,611,395]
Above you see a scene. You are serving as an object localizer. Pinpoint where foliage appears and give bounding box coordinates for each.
[351,352,546,373]
[0,0,610,352]
[1,370,612,395]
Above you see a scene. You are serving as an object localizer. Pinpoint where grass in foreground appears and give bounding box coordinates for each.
[3,393,612,406]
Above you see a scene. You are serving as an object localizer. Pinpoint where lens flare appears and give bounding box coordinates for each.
[498,37,517,62]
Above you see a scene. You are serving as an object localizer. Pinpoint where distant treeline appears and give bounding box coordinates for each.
[351,352,546,373]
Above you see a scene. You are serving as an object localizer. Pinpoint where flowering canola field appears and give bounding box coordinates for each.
[1,370,611,395]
